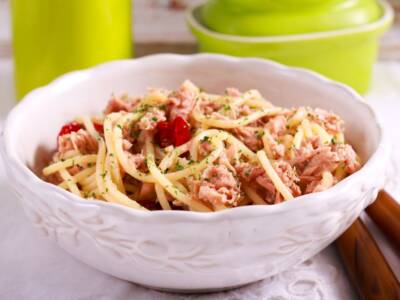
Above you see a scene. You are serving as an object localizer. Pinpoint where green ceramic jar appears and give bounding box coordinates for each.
[12,0,132,100]
[187,1,393,93]
[201,0,383,36]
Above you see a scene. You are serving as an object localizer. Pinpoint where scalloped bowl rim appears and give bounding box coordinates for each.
[186,0,393,43]
[2,53,389,222]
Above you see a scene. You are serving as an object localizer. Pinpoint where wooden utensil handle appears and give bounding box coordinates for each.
[336,218,400,300]
[366,190,400,250]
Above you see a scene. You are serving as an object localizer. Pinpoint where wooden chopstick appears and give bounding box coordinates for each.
[336,189,400,299]
[365,190,400,250]
[336,218,400,300]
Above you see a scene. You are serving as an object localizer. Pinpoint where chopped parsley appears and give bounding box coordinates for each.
[135,104,150,113]
[116,124,123,130]
[201,136,210,143]
[257,129,264,138]
[152,117,158,122]
[175,163,184,171]
[223,104,231,111]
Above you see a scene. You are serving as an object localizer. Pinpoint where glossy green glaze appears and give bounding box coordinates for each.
[187,2,393,93]
[12,0,132,100]
[201,0,382,36]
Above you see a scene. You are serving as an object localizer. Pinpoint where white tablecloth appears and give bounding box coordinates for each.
[0,59,399,300]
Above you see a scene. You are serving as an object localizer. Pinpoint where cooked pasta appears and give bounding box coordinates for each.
[43,80,361,212]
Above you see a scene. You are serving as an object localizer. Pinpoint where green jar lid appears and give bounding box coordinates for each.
[200,0,383,36]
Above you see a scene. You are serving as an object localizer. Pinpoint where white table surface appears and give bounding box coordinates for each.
[0,58,399,300]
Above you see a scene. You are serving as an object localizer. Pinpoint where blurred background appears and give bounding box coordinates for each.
[0,0,399,58]
[0,0,399,111]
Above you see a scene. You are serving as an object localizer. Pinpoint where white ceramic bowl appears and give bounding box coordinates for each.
[0,54,389,292]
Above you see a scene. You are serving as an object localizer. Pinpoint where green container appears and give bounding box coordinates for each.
[200,0,383,36]
[187,1,393,93]
[12,0,132,100]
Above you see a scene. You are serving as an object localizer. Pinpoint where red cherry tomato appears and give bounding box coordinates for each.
[58,122,83,138]
[156,121,173,148]
[155,117,191,148]
[93,123,104,134]
[172,116,191,146]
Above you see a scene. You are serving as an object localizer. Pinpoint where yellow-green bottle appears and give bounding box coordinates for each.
[12,0,132,100]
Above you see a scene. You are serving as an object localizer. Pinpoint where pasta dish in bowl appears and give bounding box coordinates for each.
[0,54,388,292]
[43,80,360,212]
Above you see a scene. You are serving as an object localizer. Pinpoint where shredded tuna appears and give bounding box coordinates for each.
[239,105,252,116]
[218,151,236,173]
[265,115,287,136]
[104,95,139,114]
[311,108,344,134]
[235,163,264,183]
[137,108,166,131]
[168,80,198,120]
[232,127,262,152]
[199,100,221,115]
[210,111,231,120]
[122,140,132,151]
[127,153,147,172]
[235,163,278,203]
[302,147,340,177]
[58,129,98,155]
[225,143,237,163]
[273,160,301,196]
[196,165,240,207]
[203,165,237,188]
[305,172,336,194]
[198,140,214,157]
[334,144,361,173]
[291,145,314,171]
[68,165,83,176]
[46,172,63,185]
[225,87,241,97]
[237,161,300,203]
[263,131,285,159]
[138,183,156,202]
[256,176,285,204]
